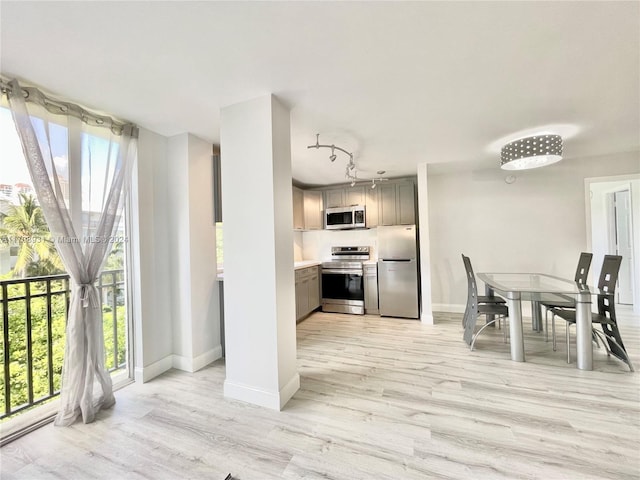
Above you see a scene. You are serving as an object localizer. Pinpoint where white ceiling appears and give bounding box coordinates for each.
[1,1,638,186]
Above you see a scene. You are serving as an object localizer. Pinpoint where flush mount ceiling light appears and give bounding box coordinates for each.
[500,134,563,170]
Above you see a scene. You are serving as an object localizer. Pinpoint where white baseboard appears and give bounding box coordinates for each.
[278,373,301,409]
[173,345,223,373]
[135,355,173,383]
[224,372,300,411]
[432,303,466,314]
[420,313,434,325]
[136,345,223,382]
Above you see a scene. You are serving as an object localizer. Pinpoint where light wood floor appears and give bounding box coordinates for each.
[2,310,639,479]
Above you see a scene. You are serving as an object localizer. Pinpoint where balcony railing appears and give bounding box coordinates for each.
[0,269,126,420]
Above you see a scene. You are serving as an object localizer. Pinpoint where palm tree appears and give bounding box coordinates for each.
[0,193,63,277]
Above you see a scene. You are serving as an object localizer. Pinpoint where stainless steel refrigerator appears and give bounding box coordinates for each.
[377,225,419,318]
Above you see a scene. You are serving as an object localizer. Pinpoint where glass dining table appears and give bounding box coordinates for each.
[476,272,601,371]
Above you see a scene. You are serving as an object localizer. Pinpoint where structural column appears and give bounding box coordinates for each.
[417,163,434,324]
[220,95,299,410]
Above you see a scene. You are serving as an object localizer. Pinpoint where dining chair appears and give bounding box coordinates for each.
[539,252,593,349]
[461,255,509,350]
[550,255,634,371]
[461,254,506,329]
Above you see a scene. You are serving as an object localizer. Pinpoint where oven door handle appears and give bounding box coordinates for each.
[322,269,363,275]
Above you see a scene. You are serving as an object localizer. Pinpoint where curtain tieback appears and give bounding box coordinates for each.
[79,283,99,309]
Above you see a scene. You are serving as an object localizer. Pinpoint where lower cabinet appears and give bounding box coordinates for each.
[364,263,379,314]
[295,265,321,321]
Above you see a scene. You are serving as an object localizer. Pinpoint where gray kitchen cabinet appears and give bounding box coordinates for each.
[324,188,344,209]
[397,183,415,225]
[365,186,379,228]
[345,186,365,206]
[292,186,305,230]
[378,181,415,226]
[305,176,416,228]
[308,267,320,311]
[295,275,309,319]
[293,187,324,230]
[303,190,324,230]
[378,184,397,226]
[364,263,379,314]
[295,265,321,321]
[325,186,364,209]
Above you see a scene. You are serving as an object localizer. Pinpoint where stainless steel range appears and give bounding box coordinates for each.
[321,246,370,315]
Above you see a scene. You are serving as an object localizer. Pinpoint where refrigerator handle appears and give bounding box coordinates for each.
[380,258,413,262]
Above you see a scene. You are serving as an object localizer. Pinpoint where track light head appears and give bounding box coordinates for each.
[329,146,336,162]
[371,179,376,189]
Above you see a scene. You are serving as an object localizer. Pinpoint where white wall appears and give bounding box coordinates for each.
[221,94,299,410]
[186,134,221,364]
[425,150,640,311]
[167,134,192,361]
[293,231,303,261]
[131,128,173,382]
[167,133,221,372]
[132,129,220,382]
[301,229,379,261]
[417,163,434,323]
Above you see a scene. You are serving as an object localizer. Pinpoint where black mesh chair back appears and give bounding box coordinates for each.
[461,253,505,328]
[597,254,622,292]
[461,254,509,347]
[596,255,627,363]
[574,252,593,284]
[461,254,477,329]
[462,254,480,344]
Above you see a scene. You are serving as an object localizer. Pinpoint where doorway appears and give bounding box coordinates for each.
[609,189,634,304]
[586,174,640,315]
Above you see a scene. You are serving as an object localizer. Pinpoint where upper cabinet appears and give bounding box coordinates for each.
[324,188,345,209]
[345,186,365,207]
[303,190,323,230]
[365,187,379,228]
[378,181,415,226]
[293,186,324,231]
[324,185,366,209]
[294,177,416,229]
[293,186,305,230]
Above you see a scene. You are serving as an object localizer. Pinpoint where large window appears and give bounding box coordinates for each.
[0,105,132,425]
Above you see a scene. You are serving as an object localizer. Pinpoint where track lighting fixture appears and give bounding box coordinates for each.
[308,133,360,186]
[307,133,355,166]
[370,171,388,189]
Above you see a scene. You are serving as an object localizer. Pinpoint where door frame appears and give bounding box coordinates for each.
[585,174,640,314]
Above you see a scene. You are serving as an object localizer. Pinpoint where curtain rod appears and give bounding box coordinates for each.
[0,76,137,137]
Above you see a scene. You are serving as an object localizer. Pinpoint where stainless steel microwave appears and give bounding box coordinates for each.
[325,205,366,230]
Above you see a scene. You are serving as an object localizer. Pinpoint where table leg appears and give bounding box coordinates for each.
[485,284,496,327]
[575,292,593,371]
[531,299,543,332]
[506,292,525,362]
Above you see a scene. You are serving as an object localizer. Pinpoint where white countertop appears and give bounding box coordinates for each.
[217,260,321,281]
[294,260,322,270]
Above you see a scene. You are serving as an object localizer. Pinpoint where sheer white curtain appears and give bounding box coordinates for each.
[3,78,137,425]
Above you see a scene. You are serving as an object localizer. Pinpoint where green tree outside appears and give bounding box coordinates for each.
[0,279,126,418]
[0,193,64,278]
[0,195,128,419]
